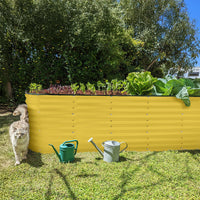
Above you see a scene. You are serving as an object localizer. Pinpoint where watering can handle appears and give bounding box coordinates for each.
[63,140,79,155]
[119,142,128,153]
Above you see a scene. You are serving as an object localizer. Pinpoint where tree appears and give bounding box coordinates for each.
[119,0,200,77]
[0,0,130,103]
[1,0,199,104]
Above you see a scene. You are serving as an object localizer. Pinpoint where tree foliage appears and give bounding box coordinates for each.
[120,0,200,76]
[0,0,199,103]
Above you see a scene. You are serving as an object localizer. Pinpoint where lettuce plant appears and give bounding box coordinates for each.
[126,71,157,95]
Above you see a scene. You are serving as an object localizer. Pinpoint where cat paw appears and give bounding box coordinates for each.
[15,161,20,165]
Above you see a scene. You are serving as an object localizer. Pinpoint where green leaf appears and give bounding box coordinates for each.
[176,86,190,107]
[71,83,79,94]
[166,79,185,95]
[193,79,200,88]
[80,83,86,93]
[188,88,200,96]
[179,78,195,88]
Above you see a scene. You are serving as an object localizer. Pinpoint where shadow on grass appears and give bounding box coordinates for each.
[113,150,200,200]
[77,173,98,178]
[45,174,54,200]
[95,157,102,161]
[178,149,200,155]
[112,152,159,200]
[178,149,200,164]
[73,157,82,163]
[119,156,128,162]
[45,168,77,200]
[94,155,134,162]
[25,150,44,168]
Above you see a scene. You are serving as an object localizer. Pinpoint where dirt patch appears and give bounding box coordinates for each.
[0,110,12,116]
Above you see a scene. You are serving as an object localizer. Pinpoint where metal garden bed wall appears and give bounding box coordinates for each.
[26,94,200,153]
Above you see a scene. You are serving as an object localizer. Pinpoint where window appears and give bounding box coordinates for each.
[188,72,199,76]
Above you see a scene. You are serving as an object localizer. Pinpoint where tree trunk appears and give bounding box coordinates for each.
[5,81,12,98]
[145,57,158,71]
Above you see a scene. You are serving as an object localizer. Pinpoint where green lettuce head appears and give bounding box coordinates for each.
[126,71,157,95]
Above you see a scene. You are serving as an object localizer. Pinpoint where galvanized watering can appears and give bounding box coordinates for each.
[49,140,78,163]
[88,137,128,162]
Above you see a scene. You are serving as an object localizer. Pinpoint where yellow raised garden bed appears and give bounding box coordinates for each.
[26,94,200,153]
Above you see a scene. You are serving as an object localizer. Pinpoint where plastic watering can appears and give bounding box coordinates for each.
[88,137,128,162]
[49,140,78,163]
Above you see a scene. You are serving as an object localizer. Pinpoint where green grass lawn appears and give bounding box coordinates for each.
[1,114,200,200]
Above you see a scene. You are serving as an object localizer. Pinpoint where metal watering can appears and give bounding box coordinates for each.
[49,140,78,163]
[88,137,128,162]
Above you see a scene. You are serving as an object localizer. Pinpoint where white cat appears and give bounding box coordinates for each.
[10,104,29,165]
[9,120,29,165]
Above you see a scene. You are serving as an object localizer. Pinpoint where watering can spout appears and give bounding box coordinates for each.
[88,138,104,157]
[49,144,62,162]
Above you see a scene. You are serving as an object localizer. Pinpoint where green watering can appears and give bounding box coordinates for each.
[49,140,78,163]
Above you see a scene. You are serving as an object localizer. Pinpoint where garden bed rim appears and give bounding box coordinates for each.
[25,93,200,98]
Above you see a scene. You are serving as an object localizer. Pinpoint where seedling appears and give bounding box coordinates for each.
[86,82,96,94]
[71,83,79,94]
[97,81,106,91]
[29,83,42,93]
[80,83,86,94]
[105,80,112,92]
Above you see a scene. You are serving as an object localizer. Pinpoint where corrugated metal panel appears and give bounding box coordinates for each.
[26,94,200,153]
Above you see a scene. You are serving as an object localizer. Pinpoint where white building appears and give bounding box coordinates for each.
[184,67,200,79]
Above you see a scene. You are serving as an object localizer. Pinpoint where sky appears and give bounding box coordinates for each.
[184,0,200,66]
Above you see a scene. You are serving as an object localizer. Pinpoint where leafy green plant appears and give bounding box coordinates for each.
[71,83,79,94]
[176,86,190,106]
[29,83,42,93]
[188,79,200,97]
[79,83,86,94]
[105,80,112,92]
[153,79,173,96]
[111,79,118,91]
[193,79,200,88]
[97,81,106,91]
[86,82,96,94]
[153,77,200,106]
[188,88,200,96]
[126,71,157,95]
[116,80,125,91]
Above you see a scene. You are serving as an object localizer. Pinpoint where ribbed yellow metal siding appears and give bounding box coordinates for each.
[25,94,200,153]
